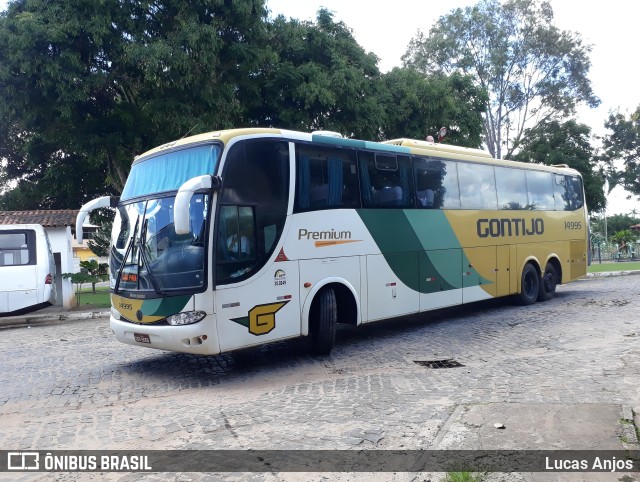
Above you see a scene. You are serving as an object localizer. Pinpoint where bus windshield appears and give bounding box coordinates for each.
[121,144,220,201]
[110,194,209,294]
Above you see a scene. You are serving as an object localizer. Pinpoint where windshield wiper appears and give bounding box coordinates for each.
[138,218,164,295]
[114,215,140,294]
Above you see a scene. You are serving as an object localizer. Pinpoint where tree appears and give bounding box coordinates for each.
[88,213,114,258]
[0,0,271,207]
[62,259,108,305]
[601,106,640,198]
[402,0,599,159]
[590,214,640,238]
[379,69,487,146]
[512,119,606,212]
[251,9,385,139]
[611,229,635,255]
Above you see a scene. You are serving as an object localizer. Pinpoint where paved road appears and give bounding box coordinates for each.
[1,275,639,481]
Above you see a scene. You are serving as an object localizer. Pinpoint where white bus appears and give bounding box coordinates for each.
[77,128,588,355]
[0,224,56,315]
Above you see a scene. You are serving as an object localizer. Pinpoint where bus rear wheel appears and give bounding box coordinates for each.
[309,287,337,355]
[537,262,558,302]
[518,263,539,306]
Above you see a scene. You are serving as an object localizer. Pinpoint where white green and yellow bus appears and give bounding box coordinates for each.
[77,128,588,355]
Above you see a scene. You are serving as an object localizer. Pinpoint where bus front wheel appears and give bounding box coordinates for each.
[537,262,558,302]
[309,287,337,355]
[518,263,539,306]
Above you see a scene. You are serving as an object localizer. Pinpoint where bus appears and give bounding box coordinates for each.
[0,224,56,315]
[76,128,588,355]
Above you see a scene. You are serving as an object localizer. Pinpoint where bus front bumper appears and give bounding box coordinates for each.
[110,314,221,355]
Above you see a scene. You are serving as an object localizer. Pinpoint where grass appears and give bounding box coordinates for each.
[75,286,110,308]
[444,473,485,482]
[588,261,640,273]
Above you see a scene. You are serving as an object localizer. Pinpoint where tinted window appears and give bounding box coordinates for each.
[554,174,584,211]
[122,144,220,200]
[217,139,289,283]
[359,151,413,208]
[458,163,498,210]
[414,157,460,209]
[495,166,528,210]
[294,145,360,211]
[526,171,555,210]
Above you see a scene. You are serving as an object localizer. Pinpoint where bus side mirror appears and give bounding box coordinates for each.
[174,175,220,235]
[76,196,119,243]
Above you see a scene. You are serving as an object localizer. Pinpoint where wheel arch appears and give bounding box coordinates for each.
[301,278,360,336]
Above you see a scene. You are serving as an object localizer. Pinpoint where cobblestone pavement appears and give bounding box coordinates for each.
[1,275,639,481]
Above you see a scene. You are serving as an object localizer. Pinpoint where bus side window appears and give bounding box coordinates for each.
[554,174,584,211]
[526,171,555,210]
[217,205,257,280]
[413,157,459,209]
[359,151,413,208]
[495,166,528,210]
[294,145,359,211]
[458,162,498,210]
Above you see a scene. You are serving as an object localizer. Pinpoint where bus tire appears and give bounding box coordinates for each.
[537,262,558,302]
[518,263,539,306]
[309,287,337,355]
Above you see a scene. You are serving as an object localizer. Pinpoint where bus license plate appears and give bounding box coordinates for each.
[134,333,151,344]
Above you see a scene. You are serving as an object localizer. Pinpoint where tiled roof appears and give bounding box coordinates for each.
[0,210,79,228]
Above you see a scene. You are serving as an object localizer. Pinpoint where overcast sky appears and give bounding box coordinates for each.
[1,0,638,214]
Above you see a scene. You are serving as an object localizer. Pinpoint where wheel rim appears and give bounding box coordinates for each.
[524,271,537,298]
[543,270,556,293]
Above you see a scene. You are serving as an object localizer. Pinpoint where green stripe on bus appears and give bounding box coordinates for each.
[141,295,191,316]
[357,209,491,292]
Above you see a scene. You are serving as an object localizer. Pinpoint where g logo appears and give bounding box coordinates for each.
[230,301,289,336]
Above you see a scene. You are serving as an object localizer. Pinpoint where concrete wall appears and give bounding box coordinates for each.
[46,226,76,309]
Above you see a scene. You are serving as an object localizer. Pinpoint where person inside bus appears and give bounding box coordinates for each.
[226,213,255,260]
[227,232,252,259]
[371,170,403,205]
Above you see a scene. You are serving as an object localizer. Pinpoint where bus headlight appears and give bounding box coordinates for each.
[166,311,206,326]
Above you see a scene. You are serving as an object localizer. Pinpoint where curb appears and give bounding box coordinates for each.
[586,269,640,278]
[0,310,110,330]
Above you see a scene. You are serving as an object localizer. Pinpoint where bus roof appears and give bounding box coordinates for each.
[133,128,582,177]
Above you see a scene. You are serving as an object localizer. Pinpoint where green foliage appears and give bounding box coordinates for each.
[252,9,385,139]
[0,2,490,208]
[512,119,606,212]
[602,106,640,198]
[590,213,640,240]
[444,472,485,482]
[0,0,270,207]
[63,260,108,305]
[88,209,114,258]
[62,271,93,304]
[403,0,599,159]
[611,229,636,253]
[380,69,487,146]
